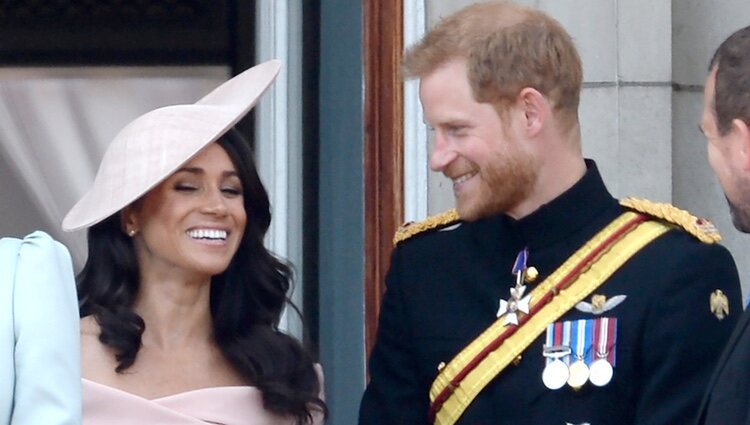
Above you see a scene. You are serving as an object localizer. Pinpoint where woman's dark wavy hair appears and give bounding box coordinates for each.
[78,128,325,423]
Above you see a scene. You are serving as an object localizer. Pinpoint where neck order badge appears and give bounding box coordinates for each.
[497,248,533,326]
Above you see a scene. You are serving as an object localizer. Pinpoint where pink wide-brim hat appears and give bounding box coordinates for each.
[62,59,281,232]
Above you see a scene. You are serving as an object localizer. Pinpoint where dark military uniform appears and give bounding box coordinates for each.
[359,161,742,425]
[696,308,750,424]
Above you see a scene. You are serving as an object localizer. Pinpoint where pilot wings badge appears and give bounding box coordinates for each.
[710,289,729,321]
[575,294,627,315]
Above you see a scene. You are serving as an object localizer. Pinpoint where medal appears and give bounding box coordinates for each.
[543,358,569,390]
[497,248,532,326]
[542,322,572,390]
[567,359,589,388]
[588,317,617,387]
[542,321,570,390]
[567,320,590,388]
[589,357,613,386]
[542,344,571,390]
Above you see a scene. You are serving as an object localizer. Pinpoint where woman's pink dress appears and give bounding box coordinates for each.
[83,378,324,425]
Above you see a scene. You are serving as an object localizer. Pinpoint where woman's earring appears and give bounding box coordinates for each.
[128,229,136,237]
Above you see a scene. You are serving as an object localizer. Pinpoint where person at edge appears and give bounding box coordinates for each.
[359,2,742,424]
[0,231,80,424]
[62,60,324,425]
[695,25,750,425]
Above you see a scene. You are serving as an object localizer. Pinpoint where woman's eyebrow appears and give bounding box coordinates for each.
[175,167,239,178]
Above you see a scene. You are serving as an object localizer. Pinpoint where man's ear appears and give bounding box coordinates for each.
[731,118,750,172]
[517,87,549,138]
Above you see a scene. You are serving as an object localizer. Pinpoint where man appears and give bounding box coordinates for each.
[359,2,742,424]
[695,25,750,425]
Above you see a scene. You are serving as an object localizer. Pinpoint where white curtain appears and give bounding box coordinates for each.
[0,67,228,268]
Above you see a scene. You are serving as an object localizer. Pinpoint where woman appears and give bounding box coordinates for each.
[63,60,324,424]
[0,231,80,424]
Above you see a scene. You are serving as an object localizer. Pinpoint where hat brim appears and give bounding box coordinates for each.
[62,59,281,232]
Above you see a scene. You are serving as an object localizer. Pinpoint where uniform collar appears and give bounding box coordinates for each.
[472,160,618,250]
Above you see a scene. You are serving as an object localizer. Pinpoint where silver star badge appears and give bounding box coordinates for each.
[496,284,532,326]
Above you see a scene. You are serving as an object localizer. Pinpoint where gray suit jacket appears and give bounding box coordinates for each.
[696,306,750,425]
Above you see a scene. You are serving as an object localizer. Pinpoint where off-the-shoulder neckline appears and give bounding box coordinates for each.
[81,377,258,402]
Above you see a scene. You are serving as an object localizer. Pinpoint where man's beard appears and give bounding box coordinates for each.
[728,195,750,233]
[456,146,538,221]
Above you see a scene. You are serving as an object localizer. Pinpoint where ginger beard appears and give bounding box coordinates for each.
[454,138,539,222]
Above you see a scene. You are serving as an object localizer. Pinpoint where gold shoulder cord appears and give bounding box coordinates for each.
[393,209,460,246]
[620,197,720,243]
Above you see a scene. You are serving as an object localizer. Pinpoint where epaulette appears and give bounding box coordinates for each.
[393,209,461,246]
[620,197,721,244]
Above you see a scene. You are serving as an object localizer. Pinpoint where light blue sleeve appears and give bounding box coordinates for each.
[0,237,21,424]
[8,231,81,425]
